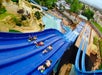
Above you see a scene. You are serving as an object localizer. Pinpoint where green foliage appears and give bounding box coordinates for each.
[93,37,102,70]
[35,0,57,9]
[92,21,102,33]
[34,11,41,20]
[99,39,102,70]
[0,7,6,14]
[21,15,26,20]
[99,64,102,70]
[93,36,99,46]
[79,2,84,10]
[82,8,94,20]
[0,13,15,20]
[99,39,102,57]
[9,29,21,32]
[67,0,83,14]
[65,0,73,4]
[13,17,22,26]
[11,0,18,3]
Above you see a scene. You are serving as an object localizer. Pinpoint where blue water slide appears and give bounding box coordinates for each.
[0,28,76,75]
[29,0,48,11]
[75,28,102,75]
[0,21,86,75]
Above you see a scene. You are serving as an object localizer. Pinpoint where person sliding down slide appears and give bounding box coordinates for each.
[38,60,52,73]
[42,46,53,54]
[28,36,37,41]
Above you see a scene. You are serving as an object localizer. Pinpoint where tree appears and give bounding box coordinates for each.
[70,0,80,13]
[35,0,57,9]
[82,8,94,20]
[34,11,41,20]
[65,0,73,4]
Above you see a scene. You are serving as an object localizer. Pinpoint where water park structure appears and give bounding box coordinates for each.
[0,0,102,75]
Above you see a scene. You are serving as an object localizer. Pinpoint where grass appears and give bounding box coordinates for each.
[9,29,21,32]
[92,21,102,33]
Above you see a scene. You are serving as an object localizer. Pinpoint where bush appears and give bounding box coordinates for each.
[93,36,99,46]
[9,29,21,32]
[65,0,73,4]
[99,39,102,70]
[99,39,102,57]
[99,64,102,70]
[21,15,26,20]
[35,0,57,9]
[34,11,41,20]
[69,0,82,14]
[11,0,18,3]
[13,17,22,26]
[0,7,6,14]
[82,8,94,20]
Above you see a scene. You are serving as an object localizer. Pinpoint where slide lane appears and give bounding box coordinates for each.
[0,29,62,40]
[0,34,57,50]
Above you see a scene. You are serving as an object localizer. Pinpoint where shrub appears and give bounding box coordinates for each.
[0,7,6,14]
[13,17,22,26]
[9,29,21,32]
[99,39,102,57]
[93,36,99,46]
[35,0,57,9]
[21,15,26,20]
[99,39,102,70]
[34,11,41,20]
[82,8,94,20]
[99,64,102,70]
[11,0,18,3]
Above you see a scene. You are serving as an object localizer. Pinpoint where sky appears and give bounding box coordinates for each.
[79,0,102,10]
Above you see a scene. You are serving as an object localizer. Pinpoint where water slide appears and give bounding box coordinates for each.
[0,21,85,75]
[75,26,102,75]
[29,0,48,11]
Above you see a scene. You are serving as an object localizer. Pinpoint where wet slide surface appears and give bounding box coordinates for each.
[0,29,71,75]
